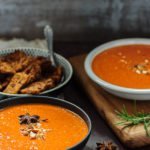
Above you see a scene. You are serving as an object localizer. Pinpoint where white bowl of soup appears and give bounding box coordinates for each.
[85,38,150,100]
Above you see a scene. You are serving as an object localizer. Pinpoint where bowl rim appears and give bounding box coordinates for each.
[0,47,73,97]
[85,38,150,94]
[0,95,92,149]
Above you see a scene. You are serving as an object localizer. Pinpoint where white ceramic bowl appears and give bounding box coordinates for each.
[85,38,150,100]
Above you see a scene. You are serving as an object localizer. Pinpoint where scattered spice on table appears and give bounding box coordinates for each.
[96,141,118,150]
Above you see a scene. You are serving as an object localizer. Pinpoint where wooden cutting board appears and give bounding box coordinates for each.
[69,54,150,149]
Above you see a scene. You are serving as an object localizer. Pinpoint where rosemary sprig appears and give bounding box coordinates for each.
[116,105,150,136]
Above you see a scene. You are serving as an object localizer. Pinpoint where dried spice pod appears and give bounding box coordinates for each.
[18,113,50,140]
[96,141,118,150]
[18,113,40,124]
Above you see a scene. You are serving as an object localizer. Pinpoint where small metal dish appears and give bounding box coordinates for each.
[0,96,92,150]
[0,47,73,98]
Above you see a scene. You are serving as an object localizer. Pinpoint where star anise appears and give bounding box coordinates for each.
[18,113,40,124]
[96,141,117,150]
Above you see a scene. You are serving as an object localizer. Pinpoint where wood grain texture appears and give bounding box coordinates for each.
[0,0,150,41]
[70,54,150,148]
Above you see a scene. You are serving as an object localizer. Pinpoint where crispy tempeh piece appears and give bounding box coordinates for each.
[1,50,63,94]
[3,63,42,94]
[12,56,32,72]
[3,72,29,94]
[51,66,63,83]
[4,51,32,72]
[23,56,52,84]
[3,57,51,94]
[24,63,41,84]
[20,76,56,94]
[0,61,15,74]
[20,66,63,94]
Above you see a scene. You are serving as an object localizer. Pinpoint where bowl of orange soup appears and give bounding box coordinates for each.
[85,38,150,100]
[0,96,91,150]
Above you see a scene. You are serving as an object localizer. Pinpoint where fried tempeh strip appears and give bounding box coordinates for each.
[12,56,32,72]
[3,72,29,94]
[51,66,63,83]
[3,63,42,94]
[20,66,63,94]
[20,76,56,94]
[23,57,52,84]
[3,57,47,94]
[4,51,32,72]
[24,63,41,84]
[0,61,15,74]
[3,57,50,94]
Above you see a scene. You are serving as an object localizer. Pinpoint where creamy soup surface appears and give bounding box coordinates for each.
[0,104,88,150]
[92,45,150,89]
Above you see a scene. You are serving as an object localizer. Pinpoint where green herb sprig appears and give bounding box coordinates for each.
[116,104,150,136]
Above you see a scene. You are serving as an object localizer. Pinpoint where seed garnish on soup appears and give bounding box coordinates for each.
[92,44,150,88]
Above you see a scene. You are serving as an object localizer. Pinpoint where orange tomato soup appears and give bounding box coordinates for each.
[0,104,88,150]
[92,45,150,89]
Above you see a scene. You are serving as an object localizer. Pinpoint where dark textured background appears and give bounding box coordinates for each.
[0,0,150,42]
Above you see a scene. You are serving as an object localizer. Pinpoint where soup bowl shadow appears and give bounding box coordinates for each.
[0,96,92,150]
[85,38,150,101]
